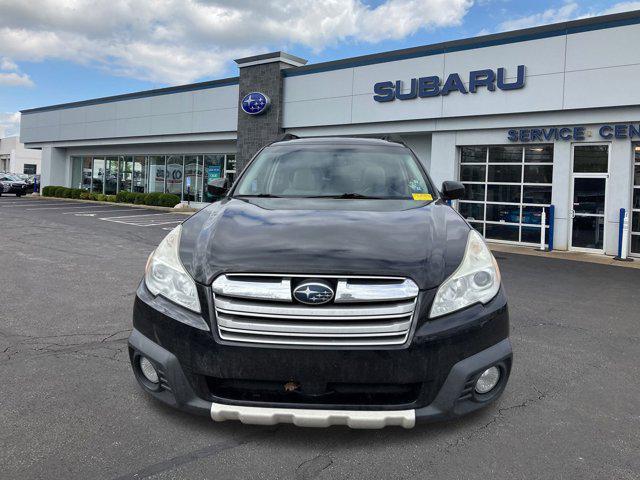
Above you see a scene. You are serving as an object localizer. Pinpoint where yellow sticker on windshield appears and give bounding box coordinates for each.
[412,193,433,201]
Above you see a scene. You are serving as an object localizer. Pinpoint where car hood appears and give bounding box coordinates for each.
[179,197,470,290]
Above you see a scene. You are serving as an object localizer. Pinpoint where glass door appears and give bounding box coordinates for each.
[570,145,609,253]
[104,156,119,195]
[571,177,607,251]
[183,155,201,202]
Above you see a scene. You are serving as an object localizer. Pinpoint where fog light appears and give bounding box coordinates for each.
[475,366,500,394]
[139,356,159,384]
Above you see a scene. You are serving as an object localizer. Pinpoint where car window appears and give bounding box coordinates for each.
[234,145,433,199]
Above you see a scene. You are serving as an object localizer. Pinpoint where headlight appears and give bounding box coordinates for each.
[144,225,201,313]
[430,229,501,318]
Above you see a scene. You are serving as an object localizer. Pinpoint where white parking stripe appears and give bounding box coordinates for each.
[100,212,172,219]
[127,220,183,227]
[99,212,185,227]
[26,204,102,211]
[63,208,146,215]
[0,202,69,207]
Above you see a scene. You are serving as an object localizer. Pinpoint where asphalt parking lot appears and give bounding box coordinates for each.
[1,195,639,480]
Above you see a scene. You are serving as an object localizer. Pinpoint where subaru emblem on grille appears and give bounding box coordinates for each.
[293,281,335,305]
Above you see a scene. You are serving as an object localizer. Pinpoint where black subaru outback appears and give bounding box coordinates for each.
[128,137,511,428]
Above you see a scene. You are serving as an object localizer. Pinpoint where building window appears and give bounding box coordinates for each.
[23,164,37,175]
[68,153,232,202]
[631,145,640,255]
[458,145,553,245]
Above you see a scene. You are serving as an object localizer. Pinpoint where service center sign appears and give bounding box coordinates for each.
[508,124,640,142]
[373,65,526,102]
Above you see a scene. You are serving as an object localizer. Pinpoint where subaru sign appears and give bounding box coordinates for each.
[241,92,270,115]
[373,65,526,102]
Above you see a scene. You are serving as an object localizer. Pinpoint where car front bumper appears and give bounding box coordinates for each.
[128,282,512,428]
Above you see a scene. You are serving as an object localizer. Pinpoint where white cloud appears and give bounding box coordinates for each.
[494,1,640,33]
[0,54,33,87]
[0,112,21,137]
[498,2,579,31]
[1,57,18,71]
[0,0,474,85]
[600,1,640,14]
[0,71,34,87]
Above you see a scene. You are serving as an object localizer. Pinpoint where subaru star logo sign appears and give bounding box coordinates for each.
[293,281,335,305]
[241,92,270,115]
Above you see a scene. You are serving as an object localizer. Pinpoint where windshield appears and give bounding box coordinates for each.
[234,145,434,199]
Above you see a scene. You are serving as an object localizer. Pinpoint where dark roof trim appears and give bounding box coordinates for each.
[21,77,239,114]
[235,51,307,66]
[283,9,640,78]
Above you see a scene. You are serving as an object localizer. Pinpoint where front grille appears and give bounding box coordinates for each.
[206,377,422,406]
[211,274,419,347]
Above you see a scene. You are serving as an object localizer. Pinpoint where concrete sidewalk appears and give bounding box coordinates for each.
[489,242,640,269]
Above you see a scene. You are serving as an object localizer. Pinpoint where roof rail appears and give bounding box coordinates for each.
[270,133,299,144]
[379,135,408,147]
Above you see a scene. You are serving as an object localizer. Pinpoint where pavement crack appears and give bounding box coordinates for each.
[296,454,333,480]
[111,429,279,480]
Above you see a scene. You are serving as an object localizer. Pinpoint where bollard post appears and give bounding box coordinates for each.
[614,208,633,261]
[548,205,555,252]
[536,208,547,251]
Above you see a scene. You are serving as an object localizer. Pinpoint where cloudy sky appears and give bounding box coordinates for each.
[1,0,639,136]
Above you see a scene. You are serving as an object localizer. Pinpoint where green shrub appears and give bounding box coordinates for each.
[38,185,181,208]
[143,192,164,206]
[158,193,181,207]
[116,191,132,203]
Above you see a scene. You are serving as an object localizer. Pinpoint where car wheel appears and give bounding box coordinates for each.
[16,193,22,197]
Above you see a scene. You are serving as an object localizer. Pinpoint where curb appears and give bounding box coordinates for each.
[489,242,640,270]
[29,195,197,214]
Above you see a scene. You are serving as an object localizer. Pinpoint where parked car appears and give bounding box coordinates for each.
[128,136,511,429]
[0,174,28,196]
[15,173,35,189]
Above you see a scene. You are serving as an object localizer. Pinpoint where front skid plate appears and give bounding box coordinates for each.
[210,402,416,429]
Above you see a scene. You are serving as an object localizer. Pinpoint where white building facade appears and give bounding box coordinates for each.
[0,136,41,175]
[19,11,640,256]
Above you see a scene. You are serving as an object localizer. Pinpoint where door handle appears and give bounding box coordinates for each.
[571,210,576,219]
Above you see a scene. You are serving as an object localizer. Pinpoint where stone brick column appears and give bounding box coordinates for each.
[234,52,307,172]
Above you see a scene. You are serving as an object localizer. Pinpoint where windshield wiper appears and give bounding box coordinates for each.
[309,193,385,199]
[235,194,282,198]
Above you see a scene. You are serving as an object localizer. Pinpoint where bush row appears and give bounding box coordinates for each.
[42,186,181,207]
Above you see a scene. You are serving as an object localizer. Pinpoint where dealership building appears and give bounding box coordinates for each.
[20,10,640,257]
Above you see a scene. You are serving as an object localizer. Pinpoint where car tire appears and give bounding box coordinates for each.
[16,193,22,197]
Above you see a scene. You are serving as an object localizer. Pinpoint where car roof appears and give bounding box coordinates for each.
[269,136,407,148]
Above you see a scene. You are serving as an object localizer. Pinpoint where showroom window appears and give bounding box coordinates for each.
[458,145,553,244]
[70,154,235,202]
[632,145,640,255]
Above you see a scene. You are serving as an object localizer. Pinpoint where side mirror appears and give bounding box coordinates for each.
[207,177,229,197]
[441,180,465,200]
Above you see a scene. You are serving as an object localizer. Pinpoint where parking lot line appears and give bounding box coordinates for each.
[26,204,106,211]
[126,220,184,227]
[0,202,69,207]
[98,212,186,227]
[99,212,174,219]
[62,208,146,215]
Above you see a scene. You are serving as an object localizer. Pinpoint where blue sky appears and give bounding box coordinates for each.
[1,0,639,136]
